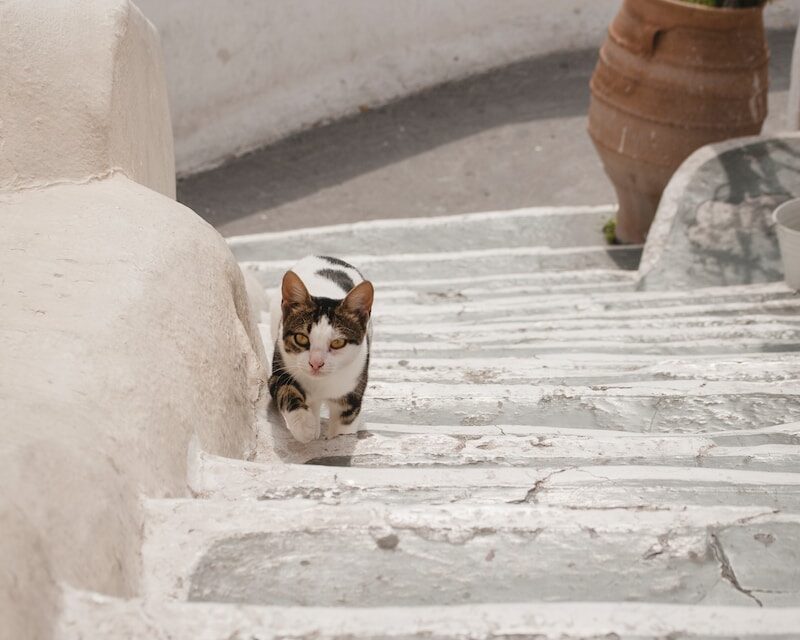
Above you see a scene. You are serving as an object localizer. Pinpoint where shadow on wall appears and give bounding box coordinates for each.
[177,29,795,232]
[639,136,800,291]
[715,139,800,203]
[702,139,800,283]
[176,47,600,227]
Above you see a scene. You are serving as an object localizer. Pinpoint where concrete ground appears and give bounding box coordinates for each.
[178,30,796,237]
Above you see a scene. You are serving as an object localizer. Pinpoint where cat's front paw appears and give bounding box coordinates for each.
[284,410,320,443]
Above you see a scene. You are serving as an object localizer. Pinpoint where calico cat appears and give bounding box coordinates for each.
[269,256,373,443]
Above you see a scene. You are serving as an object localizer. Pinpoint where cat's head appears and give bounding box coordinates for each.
[279,270,373,378]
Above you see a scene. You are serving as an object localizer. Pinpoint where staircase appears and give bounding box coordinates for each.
[60,205,800,639]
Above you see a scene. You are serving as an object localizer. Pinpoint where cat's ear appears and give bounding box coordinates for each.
[342,280,374,322]
[281,270,311,313]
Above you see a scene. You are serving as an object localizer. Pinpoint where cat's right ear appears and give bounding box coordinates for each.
[281,270,311,314]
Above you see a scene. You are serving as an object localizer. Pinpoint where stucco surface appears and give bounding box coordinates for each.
[0,0,175,197]
[137,0,800,177]
[135,0,621,176]
[0,2,266,639]
[0,176,265,640]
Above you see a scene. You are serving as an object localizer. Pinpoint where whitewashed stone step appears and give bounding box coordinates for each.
[227,205,618,261]
[376,308,800,332]
[59,590,800,640]
[375,271,641,309]
[377,273,637,302]
[142,499,800,608]
[286,270,640,305]
[371,337,800,358]
[261,319,800,359]
[264,421,800,472]
[192,450,800,509]
[359,380,800,432]
[242,244,643,285]
[369,353,800,385]
[372,285,799,322]
[182,208,800,640]
[373,316,800,346]
[375,306,800,335]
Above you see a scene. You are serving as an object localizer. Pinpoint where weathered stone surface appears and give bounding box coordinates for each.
[228,205,617,261]
[58,203,800,638]
[244,244,642,285]
[59,590,800,640]
[139,500,800,608]
[189,451,800,509]
[640,134,800,290]
[272,421,800,471]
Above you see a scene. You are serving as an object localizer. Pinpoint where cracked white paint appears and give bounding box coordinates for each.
[189,450,800,513]
[137,499,800,609]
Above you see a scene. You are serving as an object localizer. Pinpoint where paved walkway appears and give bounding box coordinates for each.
[178,30,795,237]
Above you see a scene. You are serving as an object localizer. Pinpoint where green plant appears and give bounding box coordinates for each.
[602,219,618,245]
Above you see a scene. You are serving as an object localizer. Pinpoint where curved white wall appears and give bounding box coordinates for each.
[1,2,266,638]
[133,1,612,176]
[137,0,800,177]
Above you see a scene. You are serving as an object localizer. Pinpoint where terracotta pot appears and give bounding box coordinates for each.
[588,0,768,244]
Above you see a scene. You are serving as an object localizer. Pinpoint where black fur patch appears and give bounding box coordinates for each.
[335,337,370,425]
[269,344,308,413]
[318,255,363,277]
[316,268,355,294]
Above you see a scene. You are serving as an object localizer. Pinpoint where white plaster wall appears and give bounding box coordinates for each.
[0,2,266,639]
[137,0,800,177]
[0,0,175,197]
[133,0,615,176]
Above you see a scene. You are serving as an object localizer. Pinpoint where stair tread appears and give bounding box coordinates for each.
[265,420,800,470]
[61,590,800,640]
[372,282,797,315]
[192,449,800,506]
[141,499,800,608]
[367,353,800,384]
[323,378,800,433]
[228,205,619,261]
[243,244,643,283]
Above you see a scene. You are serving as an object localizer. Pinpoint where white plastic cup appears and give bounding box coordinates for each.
[774,199,800,290]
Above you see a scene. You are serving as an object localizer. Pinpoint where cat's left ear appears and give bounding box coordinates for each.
[342,280,374,322]
[282,270,311,314]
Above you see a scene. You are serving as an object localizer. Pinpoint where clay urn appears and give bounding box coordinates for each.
[588,0,769,244]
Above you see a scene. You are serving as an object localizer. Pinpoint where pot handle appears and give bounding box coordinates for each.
[610,19,664,57]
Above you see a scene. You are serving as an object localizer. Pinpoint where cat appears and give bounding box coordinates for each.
[269,255,373,443]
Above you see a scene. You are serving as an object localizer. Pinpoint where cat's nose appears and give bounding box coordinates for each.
[309,356,325,371]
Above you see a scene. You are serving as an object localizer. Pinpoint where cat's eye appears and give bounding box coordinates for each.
[330,338,346,350]
[294,333,310,347]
